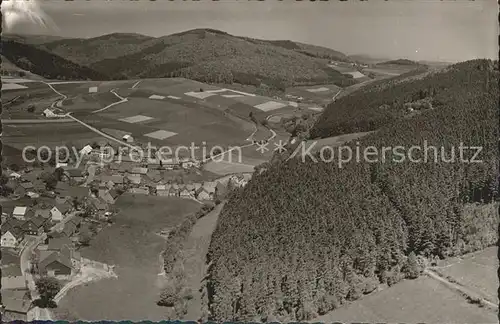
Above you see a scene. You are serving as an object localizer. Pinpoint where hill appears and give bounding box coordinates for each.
[40,32,156,66]
[205,59,498,322]
[36,29,354,89]
[2,33,67,45]
[1,40,110,81]
[378,59,420,66]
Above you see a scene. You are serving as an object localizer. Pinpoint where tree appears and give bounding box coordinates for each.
[403,252,420,279]
[78,233,91,246]
[34,276,61,308]
[158,284,178,307]
[27,104,35,113]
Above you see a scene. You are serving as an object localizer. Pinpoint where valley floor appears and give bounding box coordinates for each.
[52,195,201,321]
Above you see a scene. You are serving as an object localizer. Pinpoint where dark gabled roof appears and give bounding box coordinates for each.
[39,250,72,272]
[28,216,47,228]
[20,182,34,189]
[2,225,24,240]
[69,216,83,227]
[108,189,119,199]
[34,209,51,219]
[55,202,71,214]
[21,220,41,232]
[1,290,31,314]
[61,222,77,237]
[48,236,73,251]
[3,217,24,229]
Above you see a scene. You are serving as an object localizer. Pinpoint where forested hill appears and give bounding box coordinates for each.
[1,40,110,81]
[206,59,499,322]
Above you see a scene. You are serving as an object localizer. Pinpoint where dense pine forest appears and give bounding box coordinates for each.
[206,59,499,322]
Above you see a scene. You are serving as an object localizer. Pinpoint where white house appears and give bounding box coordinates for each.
[8,172,21,180]
[12,207,27,220]
[1,229,23,248]
[50,206,64,222]
[79,145,93,156]
[42,108,57,118]
[88,86,98,93]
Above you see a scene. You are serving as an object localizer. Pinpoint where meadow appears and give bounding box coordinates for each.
[53,195,201,321]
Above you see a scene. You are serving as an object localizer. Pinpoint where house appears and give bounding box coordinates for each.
[21,216,47,236]
[12,207,27,220]
[38,249,73,277]
[61,222,78,237]
[100,175,124,185]
[62,245,81,269]
[131,167,148,175]
[99,189,118,204]
[122,134,134,143]
[179,187,191,198]
[128,187,149,195]
[50,203,71,222]
[34,209,51,219]
[91,198,107,213]
[126,174,141,185]
[202,182,218,195]
[196,187,212,201]
[1,227,24,248]
[1,289,33,322]
[65,168,85,182]
[168,187,179,197]
[48,236,73,251]
[1,264,27,290]
[25,192,40,199]
[185,184,195,193]
[8,172,21,180]
[79,145,93,156]
[68,216,83,229]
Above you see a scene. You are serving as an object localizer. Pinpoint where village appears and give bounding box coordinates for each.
[0,141,252,321]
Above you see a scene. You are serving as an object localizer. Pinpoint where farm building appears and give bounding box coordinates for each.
[79,145,93,156]
[88,86,98,93]
[122,134,134,143]
[1,289,34,322]
[42,108,57,118]
[1,265,27,290]
[38,249,73,277]
[12,207,27,220]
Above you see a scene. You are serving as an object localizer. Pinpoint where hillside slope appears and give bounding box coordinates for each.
[1,40,110,81]
[206,59,498,322]
[40,32,156,66]
[38,29,354,88]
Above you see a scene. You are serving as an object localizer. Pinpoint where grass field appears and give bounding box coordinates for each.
[314,276,497,323]
[3,123,108,151]
[53,195,201,321]
[433,247,498,304]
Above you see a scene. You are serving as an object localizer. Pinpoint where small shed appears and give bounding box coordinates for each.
[122,134,134,143]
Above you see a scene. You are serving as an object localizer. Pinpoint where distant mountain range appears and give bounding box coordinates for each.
[1,29,358,89]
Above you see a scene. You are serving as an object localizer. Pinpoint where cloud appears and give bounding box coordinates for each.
[1,0,57,31]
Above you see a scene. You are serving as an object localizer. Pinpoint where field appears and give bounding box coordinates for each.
[3,122,108,152]
[362,63,418,77]
[433,247,498,304]
[313,276,497,323]
[53,194,201,321]
[284,84,341,105]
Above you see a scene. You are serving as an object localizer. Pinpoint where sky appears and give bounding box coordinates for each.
[4,0,498,62]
